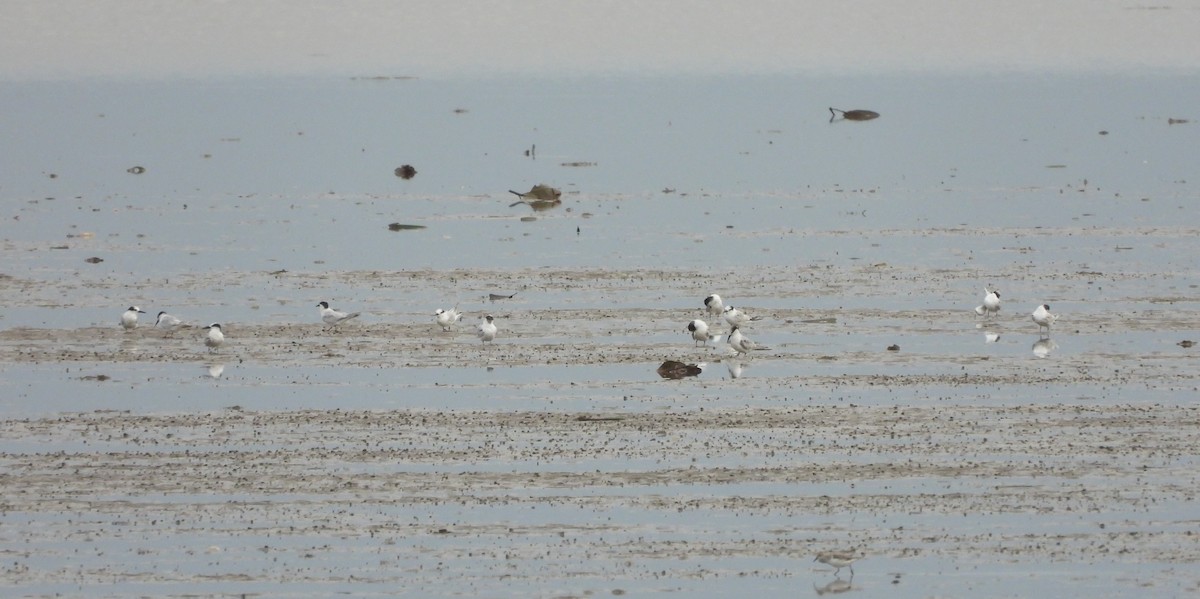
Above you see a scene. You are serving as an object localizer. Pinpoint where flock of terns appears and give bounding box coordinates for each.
[118,287,1059,360]
[113,290,1062,580]
[684,287,1059,361]
[117,301,502,351]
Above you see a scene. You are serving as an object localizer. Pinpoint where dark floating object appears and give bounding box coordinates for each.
[488,291,517,301]
[829,107,880,122]
[560,161,596,167]
[1179,340,1196,348]
[1168,118,1190,125]
[394,164,417,179]
[126,165,146,174]
[387,223,426,231]
[657,360,704,380]
[886,344,900,351]
[81,374,111,381]
[84,256,104,264]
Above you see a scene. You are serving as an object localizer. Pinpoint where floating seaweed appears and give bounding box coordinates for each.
[829,107,880,122]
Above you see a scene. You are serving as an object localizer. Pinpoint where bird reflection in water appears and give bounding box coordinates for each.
[1032,337,1058,358]
[726,360,746,379]
[813,577,853,595]
[207,363,225,379]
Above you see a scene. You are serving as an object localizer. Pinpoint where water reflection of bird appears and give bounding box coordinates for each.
[984,331,1001,343]
[1032,337,1058,358]
[206,363,225,379]
[703,294,724,315]
[814,551,860,576]
[1032,303,1057,335]
[686,319,717,347]
[726,360,746,379]
[435,306,463,331]
[813,577,854,595]
[477,315,498,343]
[121,306,145,330]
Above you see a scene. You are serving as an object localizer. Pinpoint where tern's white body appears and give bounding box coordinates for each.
[703,294,724,316]
[722,305,760,328]
[1032,303,1057,334]
[318,301,360,328]
[435,307,463,331]
[686,319,716,347]
[203,323,224,352]
[727,326,768,356]
[121,306,145,330]
[477,315,497,343]
[155,311,183,332]
[981,288,1001,317]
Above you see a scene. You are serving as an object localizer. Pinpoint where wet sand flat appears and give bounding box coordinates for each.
[2,260,1199,597]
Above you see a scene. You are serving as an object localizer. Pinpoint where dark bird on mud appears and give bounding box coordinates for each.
[657,360,705,379]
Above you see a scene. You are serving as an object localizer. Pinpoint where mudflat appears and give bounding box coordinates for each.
[2,261,1198,598]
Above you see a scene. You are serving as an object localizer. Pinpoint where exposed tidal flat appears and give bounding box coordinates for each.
[2,69,1200,596]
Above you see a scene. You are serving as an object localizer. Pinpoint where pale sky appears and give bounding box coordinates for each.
[2,1,1199,80]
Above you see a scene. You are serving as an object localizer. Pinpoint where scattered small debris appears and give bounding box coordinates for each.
[84,256,104,264]
[560,161,596,167]
[1179,340,1195,348]
[657,360,704,379]
[394,165,417,179]
[269,269,288,275]
[81,374,111,382]
[519,216,537,222]
[126,166,146,174]
[829,107,880,122]
[1168,118,1190,125]
[662,187,676,194]
[887,344,900,351]
[524,144,536,158]
[387,223,426,231]
[452,108,469,114]
[50,245,69,250]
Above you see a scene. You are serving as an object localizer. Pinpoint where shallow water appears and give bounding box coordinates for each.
[2,71,1199,598]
